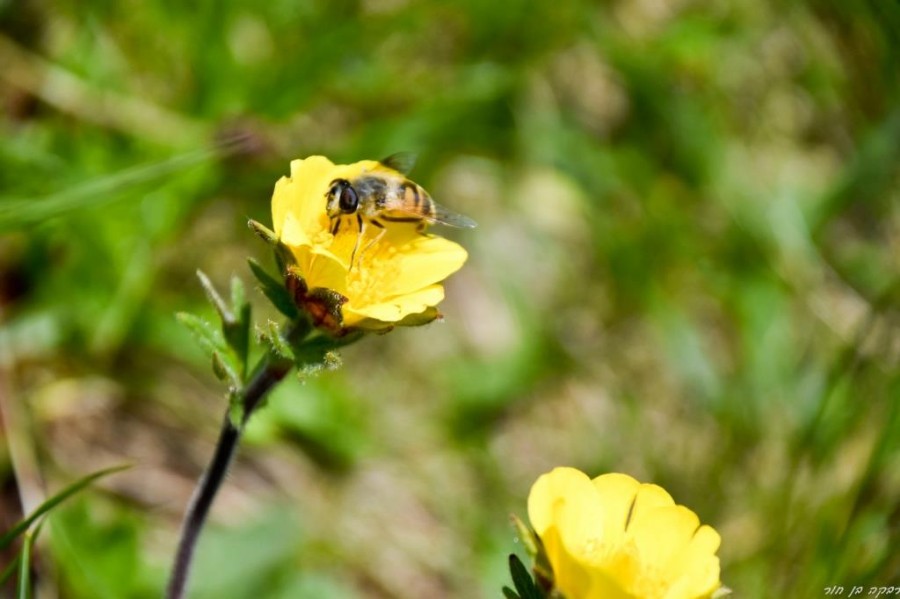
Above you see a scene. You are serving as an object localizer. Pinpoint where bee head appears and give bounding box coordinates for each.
[326,179,359,217]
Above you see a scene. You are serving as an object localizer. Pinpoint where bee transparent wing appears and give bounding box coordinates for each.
[379,152,417,175]
[430,202,477,228]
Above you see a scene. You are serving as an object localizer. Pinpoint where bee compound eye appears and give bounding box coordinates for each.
[338,183,358,213]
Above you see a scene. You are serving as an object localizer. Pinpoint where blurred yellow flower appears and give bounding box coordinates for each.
[271,156,468,333]
[527,467,722,599]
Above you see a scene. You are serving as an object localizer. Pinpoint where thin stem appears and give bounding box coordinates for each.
[165,352,293,599]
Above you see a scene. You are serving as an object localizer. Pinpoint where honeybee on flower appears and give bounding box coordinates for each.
[324,153,476,265]
[269,155,470,333]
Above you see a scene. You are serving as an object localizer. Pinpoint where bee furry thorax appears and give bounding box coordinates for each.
[324,158,476,230]
[323,155,476,267]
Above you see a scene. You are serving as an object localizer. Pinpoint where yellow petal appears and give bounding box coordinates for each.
[630,505,700,579]
[342,230,467,315]
[272,156,332,239]
[528,468,723,599]
[661,526,722,599]
[343,284,445,325]
[528,467,594,537]
[280,212,312,248]
[528,468,610,599]
[591,473,641,546]
[294,244,349,297]
[630,483,676,520]
[377,233,469,297]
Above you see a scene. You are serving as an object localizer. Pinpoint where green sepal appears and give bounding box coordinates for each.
[247,218,278,245]
[511,514,540,559]
[259,320,295,362]
[510,514,554,591]
[248,258,299,318]
[296,349,343,379]
[247,219,295,272]
[292,331,362,364]
[508,554,544,599]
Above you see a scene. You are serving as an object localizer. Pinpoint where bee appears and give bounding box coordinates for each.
[325,153,476,266]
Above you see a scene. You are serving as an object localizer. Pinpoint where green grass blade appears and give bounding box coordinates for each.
[0,137,249,231]
[0,464,130,550]
[0,554,20,587]
[15,519,45,599]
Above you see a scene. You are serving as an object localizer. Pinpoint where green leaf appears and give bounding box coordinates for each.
[508,554,543,599]
[212,351,241,389]
[248,258,298,318]
[196,270,234,324]
[502,587,521,599]
[224,276,251,375]
[0,464,130,550]
[176,312,228,356]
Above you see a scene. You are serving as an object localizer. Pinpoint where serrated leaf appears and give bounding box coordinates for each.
[509,554,543,599]
[248,258,298,318]
[176,312,228,356]
[502,587,521,599]
[0,465,130,550]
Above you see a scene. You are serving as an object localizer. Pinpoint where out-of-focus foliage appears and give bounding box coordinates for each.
[1,0,898,597]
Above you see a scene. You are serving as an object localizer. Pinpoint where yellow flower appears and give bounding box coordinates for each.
[527,467,722,599]
[270,156,468,333]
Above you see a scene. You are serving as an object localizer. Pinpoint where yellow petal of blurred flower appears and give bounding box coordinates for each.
[528,467,722,599]
[270,156,468,332]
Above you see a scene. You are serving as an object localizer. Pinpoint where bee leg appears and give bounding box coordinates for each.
[330,217,341,236]
[357,220,386,264]
[349,214,365,271]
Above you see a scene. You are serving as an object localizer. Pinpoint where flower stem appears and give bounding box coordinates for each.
[165,351,293,599]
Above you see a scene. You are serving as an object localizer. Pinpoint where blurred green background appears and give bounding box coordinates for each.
[1,0,899,597]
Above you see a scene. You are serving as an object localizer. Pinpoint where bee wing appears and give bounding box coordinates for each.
[379,152,417,175]
[429,202,478,228]
[380,200,477,228]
